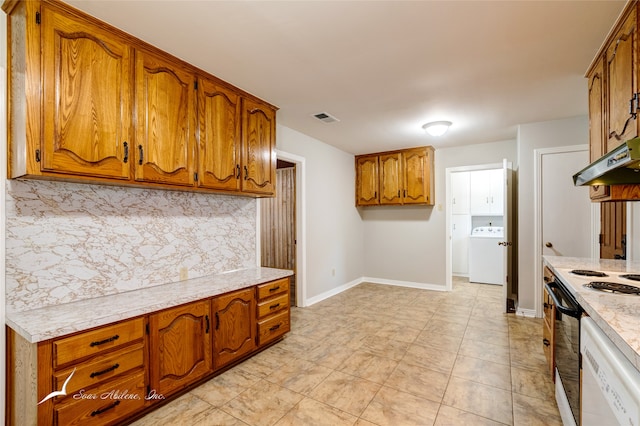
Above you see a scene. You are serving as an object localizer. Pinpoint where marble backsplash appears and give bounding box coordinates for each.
[5,179,257,313]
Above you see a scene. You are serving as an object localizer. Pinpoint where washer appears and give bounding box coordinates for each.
[469,226,505,285]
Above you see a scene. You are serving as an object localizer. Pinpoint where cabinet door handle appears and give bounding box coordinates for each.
[205,315,210,334]
[269,286,281,293]
[90,363,120,378]
[91,400,120,417]
[215,312,220,330]
[90,334,119,347]
[543,338,550,347]
[236,164,241,179]
[397,190,400,198]
[138,145,144,165]
[244,165,248,180]
[123,141,129,163]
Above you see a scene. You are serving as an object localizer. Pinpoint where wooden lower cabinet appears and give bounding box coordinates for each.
[6,278,291,425]
[148,300,213,398]
[542,269,556,380]
[212,288,256,369]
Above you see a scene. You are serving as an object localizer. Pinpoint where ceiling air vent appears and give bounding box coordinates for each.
[312,112,340,123]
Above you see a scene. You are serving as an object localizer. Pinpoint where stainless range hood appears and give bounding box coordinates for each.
[573,138,640,186]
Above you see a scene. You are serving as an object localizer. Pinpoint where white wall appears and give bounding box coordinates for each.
[361,139,517,287]
[517,115,589,311]
[276,125,365,301]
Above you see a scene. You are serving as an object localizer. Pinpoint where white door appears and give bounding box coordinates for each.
[500,161,513,309]
[541,149,592,258]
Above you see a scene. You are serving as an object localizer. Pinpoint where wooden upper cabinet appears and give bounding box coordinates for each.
[587,56,610,200]
[241,98,277,195]
[149,300,213,398]
[379,153,402,205]
[355,147,434,207]
[135,49,196,186]
[355,155,379,206]
[403,147,433,205]
[605,9,637,151]
[197,77,241,191]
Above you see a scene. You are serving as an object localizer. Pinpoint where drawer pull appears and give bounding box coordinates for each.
[269,286,281,293]
[543,338,550,347]
[269,323,281,332]
[90,334,120,347]
[91,400,120,417]
[90,363,120,378]
[269,303,281,310]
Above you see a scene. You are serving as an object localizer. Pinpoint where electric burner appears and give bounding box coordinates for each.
[619,274,640,282]
[571,269,608,277]
[584,281,640,295]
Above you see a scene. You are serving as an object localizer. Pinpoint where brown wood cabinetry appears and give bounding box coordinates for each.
[135,49,196,187]
[585,2,640,201]
[34,317,147,425]
[355,146,434,206]
[148,300,213,398]
[212,288,256,369]
[542,268,555,380]
[4,0,277,197]
[256,278,291,346]
[7,277,291,425]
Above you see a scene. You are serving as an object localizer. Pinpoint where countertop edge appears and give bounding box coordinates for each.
[6,267,294,343]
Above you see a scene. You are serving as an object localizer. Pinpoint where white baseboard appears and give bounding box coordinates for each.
[516,308,537,318]
[302,276,447,307]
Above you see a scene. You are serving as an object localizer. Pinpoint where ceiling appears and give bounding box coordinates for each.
[66,0,627,155]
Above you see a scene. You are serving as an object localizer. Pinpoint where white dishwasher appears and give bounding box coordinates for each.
[468,226,504,285]
[581,316,640,426]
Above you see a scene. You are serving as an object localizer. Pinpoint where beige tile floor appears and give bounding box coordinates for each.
[131,278,563,426]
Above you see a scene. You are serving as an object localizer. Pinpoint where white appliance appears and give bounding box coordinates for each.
[469,226,504,285]
[581,316,640,426]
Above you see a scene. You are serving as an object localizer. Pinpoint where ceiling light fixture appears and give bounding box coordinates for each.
[422,121,452,137]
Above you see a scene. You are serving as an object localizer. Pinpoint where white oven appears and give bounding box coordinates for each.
[581,316,640,426]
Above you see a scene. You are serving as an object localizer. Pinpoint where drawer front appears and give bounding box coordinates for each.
[54,370,146,426]
[257,293,289,319]
[54,318,144,368]
[257,309,290,346]
[54,343,145,397]
[257,278,289,300]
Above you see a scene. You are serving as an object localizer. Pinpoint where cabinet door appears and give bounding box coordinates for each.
[452,214,471,275]
[451,172,470,215]
[488,168,504,215]
[588,56,610,200]
[355,155,379,206]
[212,288,256,370]
[241,98,276,195]
[470,170,492,215]
[379,153,402,205]
[41,5,133,179]
[606,10,637,152]
[149,301,212,397]
[403,147,433,205]
[197,78,241,191]
[135,49,196,186]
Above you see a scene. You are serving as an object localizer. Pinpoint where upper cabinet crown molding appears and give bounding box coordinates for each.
[4,0,277,197]
[355,146,434,207]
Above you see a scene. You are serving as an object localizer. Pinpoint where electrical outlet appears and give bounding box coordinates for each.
[180,267,188,281]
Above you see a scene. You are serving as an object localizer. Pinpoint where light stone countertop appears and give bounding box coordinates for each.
[6,267,294,343]
[543,256,640,370]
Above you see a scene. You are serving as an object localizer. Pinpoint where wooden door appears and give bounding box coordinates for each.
[379,153,402,205]
[135,49,196,186]
[355,155,379,206]
[212,288,256,369]
[403,147,431,204]
[42,6,133,179]
[149,301,212,397]
[600,202,627,259]
[241,98,276,195]
[197,77,241,191]
[606,10,637,152]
